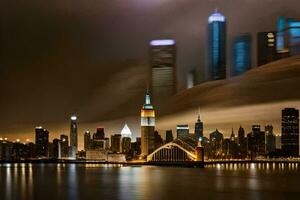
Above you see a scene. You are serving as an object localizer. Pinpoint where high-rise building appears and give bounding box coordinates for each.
[281,108,299,156]
[121,124,132,139]
[232,33,252,76]
[94,127,105,140]
[247,125,265,156]
[207,10,226,80]
[165,130,173,143]
[111,134,122,153]
[141,93,155,156]
[238,126,245,145]
[194,111,203,140]
[257,31,278,66]
[35,127,49,157]
[176,125,189,139]
[265,125,276,154]
[52,139,61,159]
[209,129,224,156]
[122,137,131,154]
[150,39,176,104]
[70,116,78,159]
[60,134,69,158]
[84,131,92,150]
[277,16,300,57]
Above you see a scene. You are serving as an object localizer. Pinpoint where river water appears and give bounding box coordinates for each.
[0,163,299,200]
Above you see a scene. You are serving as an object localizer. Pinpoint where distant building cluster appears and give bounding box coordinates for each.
[149,10,300,102]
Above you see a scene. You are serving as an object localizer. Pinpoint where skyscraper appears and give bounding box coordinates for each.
[237,126,245,145]
[165,130,173,143]
[111,134,122,153]
[176,125,189,139]
[70,115,78,159]
[257,31,278,66]
[141,93,155,156]
[60,134,69,158]
[150,39,176,104]
[232,33,252,76]
[265,125,276,154]
[121,124,132,139]
[281,108,299,156]
[207,10,226,80]
[194,111,203,140]
[277,16,300,57]
[84,131,92,150]
[35,127,49,157]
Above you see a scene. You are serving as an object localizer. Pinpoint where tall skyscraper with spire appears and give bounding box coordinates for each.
[140,93,155,157]
[194,109,203,140]
[207,10,226,80]
[70,115,78,159]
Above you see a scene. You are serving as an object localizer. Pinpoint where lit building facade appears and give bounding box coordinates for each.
[277,16,300,57]
[176,125,189,139]
[150,39,176,105]
[70,116,78,159]
[84,131,92,150]
[257,31,278,66]
[207,11,226,80]
[232,33,252,76]
[194,112,203,140]
[281,108,299,156]
[111,134,122,153]
[141,93,155,156]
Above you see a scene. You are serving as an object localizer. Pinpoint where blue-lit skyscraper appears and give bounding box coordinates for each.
[207,11,226,80]
[277,16,300,57]
[232,34,252,76]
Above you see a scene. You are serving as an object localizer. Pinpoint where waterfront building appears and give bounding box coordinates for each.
[141,93,156,156]
[150,39,176,104]
[194,111,204,140]
[232,33,252,76]
[275,135,282,149]
[154,131,163,150]
[247,125,265,156]
[176,125,189,139]
[70,116,78,159]
[84,131,92,150]
[122,137,131,154]
[60,134,69,158]
[265,125,276,154]
[165,130,173,143]
[111,134,122,153]
[52,139,61,159]
[121,124,132,139]
[92,128,109,150]
[209,129,224,157]
[35,127,49,157]
[238,126,245,145]
[207,10,226,80]
[281,108,299,156]
[257,31,278,66]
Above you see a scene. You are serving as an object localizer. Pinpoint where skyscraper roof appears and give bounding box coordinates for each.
[208,11,225,23]
[121,124,132,138]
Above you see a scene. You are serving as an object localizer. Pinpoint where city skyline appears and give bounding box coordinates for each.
[1,1,300,143]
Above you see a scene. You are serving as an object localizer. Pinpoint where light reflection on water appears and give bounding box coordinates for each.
[0,163,299,200]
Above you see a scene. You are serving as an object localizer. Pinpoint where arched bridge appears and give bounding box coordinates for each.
[147,139,197,162]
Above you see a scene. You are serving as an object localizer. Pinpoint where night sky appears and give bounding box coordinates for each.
[1,0,300,148]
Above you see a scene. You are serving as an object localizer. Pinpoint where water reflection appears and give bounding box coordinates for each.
[0,163,299,200]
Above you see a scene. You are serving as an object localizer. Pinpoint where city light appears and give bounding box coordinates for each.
[150,39,175,46]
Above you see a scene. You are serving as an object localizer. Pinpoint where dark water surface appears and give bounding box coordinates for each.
[0,163,300,200]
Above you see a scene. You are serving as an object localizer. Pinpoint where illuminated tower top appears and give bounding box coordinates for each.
[208,10,226,24]
[141,93,155,126]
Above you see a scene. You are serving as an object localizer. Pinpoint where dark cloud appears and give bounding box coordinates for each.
[1,0,300,145]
